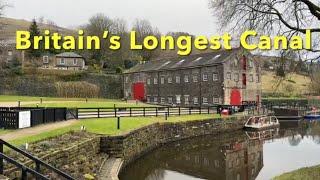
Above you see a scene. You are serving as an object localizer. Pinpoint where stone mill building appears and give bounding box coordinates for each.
[123,48,262,107]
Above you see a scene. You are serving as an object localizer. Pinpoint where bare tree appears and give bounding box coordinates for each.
[0,0,8,37]
[210,0,320,94]
[209,0,320,54]
[84,13,114,63]
[132,19,161,61]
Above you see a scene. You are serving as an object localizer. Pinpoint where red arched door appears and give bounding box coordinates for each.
[230,89,241,105]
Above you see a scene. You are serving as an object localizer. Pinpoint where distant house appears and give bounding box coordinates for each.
[42,52,86,70]
[123,48,262,107]
[0,39,24,64]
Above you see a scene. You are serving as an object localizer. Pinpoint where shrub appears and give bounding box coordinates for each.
[55,81,100,98]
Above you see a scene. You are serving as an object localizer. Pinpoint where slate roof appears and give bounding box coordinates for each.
[124,48,241,74]
[56,52,83,58]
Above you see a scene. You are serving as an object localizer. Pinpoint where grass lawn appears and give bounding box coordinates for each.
[0,95,80,102]
[262,71,310,97]
[25,101,156,108]
[0,95,155,108]
[273,165,320,180]
[9,114,221,146]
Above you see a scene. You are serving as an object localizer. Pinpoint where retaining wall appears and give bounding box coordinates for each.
[100,116,248,170]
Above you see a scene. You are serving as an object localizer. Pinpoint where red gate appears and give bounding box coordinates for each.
[230,89,241,105]
[132,83,145,101]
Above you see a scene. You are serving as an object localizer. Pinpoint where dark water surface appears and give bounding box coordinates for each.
[120,121,320,180]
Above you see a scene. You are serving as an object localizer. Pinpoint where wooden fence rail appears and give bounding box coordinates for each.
[76,106,220,119]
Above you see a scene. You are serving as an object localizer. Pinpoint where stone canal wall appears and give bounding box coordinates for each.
[5,133,102,179]
[100,116,248,171]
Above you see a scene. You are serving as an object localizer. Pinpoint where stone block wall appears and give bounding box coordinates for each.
[5,136,101,179]
[100,116,248,168]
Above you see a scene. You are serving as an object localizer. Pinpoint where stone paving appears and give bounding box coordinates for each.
[98,158,123,180]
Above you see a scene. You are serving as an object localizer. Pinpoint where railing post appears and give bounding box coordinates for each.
[130,108,132,117]
[189,107,191,115]
[75,108,79,119]
[114,108,117,118]
[53,109,56,122]
[208,107,210,114]
[199,107,202,114]
[21,166,27,180]
[36,162,41,180]
[167,107,170,117]
[117,116,120,130]
[178,107,181,116]
[156,108,158,117]
[143,108,146,117]
[98,108,100,118]
[0,140,3,175]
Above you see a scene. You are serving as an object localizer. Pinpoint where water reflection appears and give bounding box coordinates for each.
[120,121,320,180]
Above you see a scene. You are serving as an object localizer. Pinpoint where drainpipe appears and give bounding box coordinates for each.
[199,67,202,107]
[157,71,160,102]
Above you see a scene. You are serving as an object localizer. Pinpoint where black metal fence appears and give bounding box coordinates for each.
[0,139,75,180]
[0,107,68,129]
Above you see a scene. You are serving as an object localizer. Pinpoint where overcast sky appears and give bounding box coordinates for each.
[4,0,219,36]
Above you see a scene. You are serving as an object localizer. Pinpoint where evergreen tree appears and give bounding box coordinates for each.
[28,19,42,58]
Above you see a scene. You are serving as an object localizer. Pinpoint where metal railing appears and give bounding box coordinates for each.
[0,139,75,180]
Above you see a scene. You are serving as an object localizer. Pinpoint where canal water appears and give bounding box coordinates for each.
[120,121,320,180]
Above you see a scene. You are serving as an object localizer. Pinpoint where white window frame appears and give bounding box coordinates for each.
[202,74,208,81]
[213,73,218,81]
[125,76,129,83]
[213,97,219,104]
[176,76,181,84]
[154,78,158,85]
[193,75,198,83]
[168,97,173,104]
[193,97,199,105]
[168,77,172,84]
[147,96,151,103]
[154,97,158,103]
[249,74,254,82]
[147,78,151,85]
[43,56,49,63]
[161,77,165,84]
[7,50,12,56]
[161,97,165,104]
[202,97,208,104]
[184,95,190,105]
[226,72,231,80]
[176,95,181,104]
[60,58,65,65]
[184,75,189,83]
[234,73,239,82]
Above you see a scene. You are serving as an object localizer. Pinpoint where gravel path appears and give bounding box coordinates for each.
[0,120,78,141]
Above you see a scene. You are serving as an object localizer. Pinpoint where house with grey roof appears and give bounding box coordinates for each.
[42,52,86,70]
[0,39,25,64]
[123,48,262,106]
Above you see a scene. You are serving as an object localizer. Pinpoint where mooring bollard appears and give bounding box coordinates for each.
[165,112,168,120]
[117,116,121,130]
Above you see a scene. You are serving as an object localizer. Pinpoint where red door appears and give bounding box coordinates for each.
[230,89,241,105]
[132,83,145,101]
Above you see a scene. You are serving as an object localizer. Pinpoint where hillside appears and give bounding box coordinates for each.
[0,17,75,40]
[262,71,311,97]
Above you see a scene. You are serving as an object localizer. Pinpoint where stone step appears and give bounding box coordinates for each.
[98,158,123,180]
